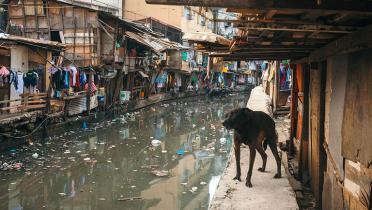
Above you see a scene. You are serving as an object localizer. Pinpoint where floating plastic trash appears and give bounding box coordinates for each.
[220,138,226,144]
[176,149,185,156]
[82,121,88,129]
[32,153,39,159]
[9,148,16,156]
[151,139,161,147]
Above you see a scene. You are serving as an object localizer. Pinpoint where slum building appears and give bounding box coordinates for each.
[3,0,192,120]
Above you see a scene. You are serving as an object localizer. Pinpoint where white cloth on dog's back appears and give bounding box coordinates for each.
[247,86,273,118]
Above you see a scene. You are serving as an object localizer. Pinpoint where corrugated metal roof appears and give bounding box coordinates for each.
[0,33,65,49]
[183,32,231,46]
[56,0,119,13]
[125,31,189,53]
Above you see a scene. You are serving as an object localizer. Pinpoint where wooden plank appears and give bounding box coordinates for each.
[216,18,360,28]
[145,0,372,13]
[33,0,39,39]
[237,25,355,34]
[46,0,51,39]
[342,49,372,168]
[24,104,46,109]
[21,0,27,36]
[24,100,46,104]
[309,25,372,61]
[289,63,298,155]
[0,105,25,111]
[20,93,47,97]
[309,65,321,203]
[73,6,76,62]
[299,63,310,181]
[0,99,22,104]
[265,9,277,18]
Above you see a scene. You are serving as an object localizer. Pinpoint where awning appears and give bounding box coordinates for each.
[183,32,231,46]
[125,31,189,54]
[138,71,149,78]
[0,33,65,50]
[125,31,154,50]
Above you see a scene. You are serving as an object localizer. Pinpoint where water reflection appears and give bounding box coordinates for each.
[0,94,248,210]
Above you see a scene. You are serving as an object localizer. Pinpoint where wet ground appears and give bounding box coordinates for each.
[0,93,248,210]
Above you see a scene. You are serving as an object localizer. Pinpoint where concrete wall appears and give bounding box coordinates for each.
[122,1,214,34]
[180,7,214,33]
[123,0,183,28]
[9,45,28,111]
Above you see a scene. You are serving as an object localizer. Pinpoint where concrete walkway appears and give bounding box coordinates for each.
[209,86,298,210]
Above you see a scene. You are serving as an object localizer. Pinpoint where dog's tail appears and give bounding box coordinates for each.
[263,130,278,151]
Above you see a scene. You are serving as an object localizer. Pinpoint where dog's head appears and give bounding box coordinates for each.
[222,108,252,130]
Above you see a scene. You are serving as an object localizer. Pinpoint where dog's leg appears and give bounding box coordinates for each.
[256,143,267,172]
[269,141,282,178]
[245,145,256,187]
[233,132,242,181]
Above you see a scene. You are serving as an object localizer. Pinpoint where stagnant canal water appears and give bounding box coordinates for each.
[0,93,248,210]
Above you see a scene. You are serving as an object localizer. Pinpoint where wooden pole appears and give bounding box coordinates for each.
[73,7,76,64]
[289,63,298,156]
[273,61,280,112]
[299,63,310,180]
[34,0,39,39]
[87,72,92,115]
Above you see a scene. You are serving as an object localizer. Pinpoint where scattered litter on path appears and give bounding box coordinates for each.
[117,196,142,201]
[151,170,169,177]
[190,186,198,193]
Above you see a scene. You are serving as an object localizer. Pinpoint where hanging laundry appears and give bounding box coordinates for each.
[80,71,87,87]
[8,70,18,90]
[51,69,63,91]
[84,81,97,96]
[16,72,24,94]
[23,71,38,88]
[0,66,10,76]
[48,67,58,74]
[69,66,78,87]
[181,51,188,61]
[286,67,292,82]
[62,68,70,89]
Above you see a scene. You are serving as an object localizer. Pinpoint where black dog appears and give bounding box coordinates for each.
[222,108,281,187]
